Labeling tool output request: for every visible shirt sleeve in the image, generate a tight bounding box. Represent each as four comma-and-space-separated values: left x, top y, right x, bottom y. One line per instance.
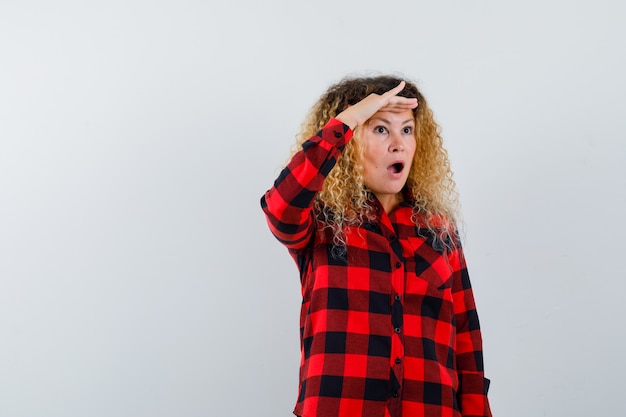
448, 244, 493, 417
260, 118, 353, 251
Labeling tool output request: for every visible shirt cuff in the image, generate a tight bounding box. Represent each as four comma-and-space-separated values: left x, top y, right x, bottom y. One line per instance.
318, 118, 353, 147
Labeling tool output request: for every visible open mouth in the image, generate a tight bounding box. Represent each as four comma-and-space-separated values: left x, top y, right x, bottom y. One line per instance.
388, 162, 404, 174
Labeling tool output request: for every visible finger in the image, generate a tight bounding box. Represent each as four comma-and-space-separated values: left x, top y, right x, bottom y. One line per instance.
380, 98, 418, 110
387, 96, 418, 105
378, 106, 418, 114
380, 81, 406, 100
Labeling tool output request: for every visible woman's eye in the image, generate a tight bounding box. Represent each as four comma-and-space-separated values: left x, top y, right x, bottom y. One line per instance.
375, 126, 387, 134
403, 127, 413, 134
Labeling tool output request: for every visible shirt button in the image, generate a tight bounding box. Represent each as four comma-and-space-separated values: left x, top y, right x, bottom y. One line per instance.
394, 327, 401, 333
394, 295, 401, 301
392, 392, 399, 398
395, 358, 401, 364
395, 262, 402, 269
390, 235, 396, 241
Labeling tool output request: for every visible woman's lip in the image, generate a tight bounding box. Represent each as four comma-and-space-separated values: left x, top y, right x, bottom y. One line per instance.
386, 163, 404, 178
387, 160, 405, 171
387, 171, 403, 179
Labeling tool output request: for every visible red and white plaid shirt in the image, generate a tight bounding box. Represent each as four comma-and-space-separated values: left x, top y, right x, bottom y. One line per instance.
261, 118, 492, 417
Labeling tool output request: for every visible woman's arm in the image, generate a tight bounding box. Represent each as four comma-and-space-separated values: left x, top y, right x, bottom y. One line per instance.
261, 118, 352, 250
449, 245, 492, 417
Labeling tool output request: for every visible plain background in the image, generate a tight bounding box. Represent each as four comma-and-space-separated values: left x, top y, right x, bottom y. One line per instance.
1, 1, 625, 416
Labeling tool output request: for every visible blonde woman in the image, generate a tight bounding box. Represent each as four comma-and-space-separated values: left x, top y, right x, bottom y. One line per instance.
261, 75, 492, 417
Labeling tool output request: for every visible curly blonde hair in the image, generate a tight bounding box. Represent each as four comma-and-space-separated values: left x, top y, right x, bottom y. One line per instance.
291, 75, 459, 246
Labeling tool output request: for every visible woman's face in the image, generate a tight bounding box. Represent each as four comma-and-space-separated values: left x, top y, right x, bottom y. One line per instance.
357, 109, 416, 212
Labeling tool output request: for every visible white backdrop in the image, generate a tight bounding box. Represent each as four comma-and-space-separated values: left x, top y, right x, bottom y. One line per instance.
1, 1, 625, 416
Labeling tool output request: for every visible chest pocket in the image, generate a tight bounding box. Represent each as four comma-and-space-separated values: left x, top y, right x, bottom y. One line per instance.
406, 235, 453, 291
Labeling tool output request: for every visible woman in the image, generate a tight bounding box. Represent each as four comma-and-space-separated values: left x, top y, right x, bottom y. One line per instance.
261, 75, 492, 417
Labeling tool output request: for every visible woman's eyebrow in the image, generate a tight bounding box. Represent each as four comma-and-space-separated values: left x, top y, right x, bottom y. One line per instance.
368, 116, 390, 124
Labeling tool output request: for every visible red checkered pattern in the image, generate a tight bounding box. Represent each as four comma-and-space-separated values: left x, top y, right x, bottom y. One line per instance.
261, 118, 492, 417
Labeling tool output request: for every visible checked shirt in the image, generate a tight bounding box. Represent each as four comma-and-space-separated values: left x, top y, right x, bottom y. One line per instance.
261, 118, 492, 417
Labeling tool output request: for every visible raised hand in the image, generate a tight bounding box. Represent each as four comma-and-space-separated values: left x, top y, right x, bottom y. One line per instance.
335, 81, 418, 130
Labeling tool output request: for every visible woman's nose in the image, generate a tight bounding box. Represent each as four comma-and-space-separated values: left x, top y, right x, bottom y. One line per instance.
389, 134, 404, 152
